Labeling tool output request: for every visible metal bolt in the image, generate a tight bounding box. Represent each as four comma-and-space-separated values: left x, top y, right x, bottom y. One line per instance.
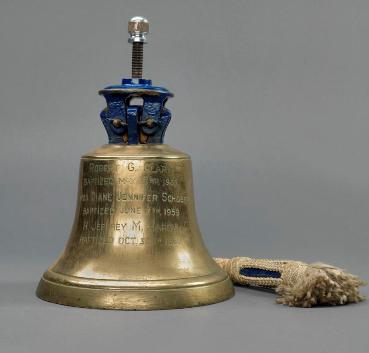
112, 118, 123, 128
145, 118, 155, 128
128, 16, 149, 79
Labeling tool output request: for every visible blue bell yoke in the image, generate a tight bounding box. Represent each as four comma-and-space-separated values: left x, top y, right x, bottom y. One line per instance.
99, 78, 173, 145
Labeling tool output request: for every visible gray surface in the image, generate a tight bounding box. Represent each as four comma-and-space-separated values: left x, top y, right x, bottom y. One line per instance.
1, 268, 368, 353
1, 0, 369, 352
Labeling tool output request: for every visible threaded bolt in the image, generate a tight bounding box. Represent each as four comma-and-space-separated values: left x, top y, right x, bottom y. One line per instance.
131, 42, 144, 78
128, 16, 149, 79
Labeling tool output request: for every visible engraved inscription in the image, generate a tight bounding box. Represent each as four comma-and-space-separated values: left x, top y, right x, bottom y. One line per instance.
77, 159, 191, 249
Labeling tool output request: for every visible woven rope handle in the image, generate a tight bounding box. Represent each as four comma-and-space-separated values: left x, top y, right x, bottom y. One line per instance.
215, 257, 366, 307
215, 257, 302, 288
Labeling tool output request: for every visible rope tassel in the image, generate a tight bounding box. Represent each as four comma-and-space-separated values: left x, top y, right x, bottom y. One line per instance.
215, 257, 366, 307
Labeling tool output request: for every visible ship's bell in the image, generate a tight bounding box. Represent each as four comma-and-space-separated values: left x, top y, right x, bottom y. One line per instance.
36, 17, 234, 310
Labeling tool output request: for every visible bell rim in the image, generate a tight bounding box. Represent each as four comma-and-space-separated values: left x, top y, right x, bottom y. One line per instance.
36, 276, 234, 310
40, 268, 230, 289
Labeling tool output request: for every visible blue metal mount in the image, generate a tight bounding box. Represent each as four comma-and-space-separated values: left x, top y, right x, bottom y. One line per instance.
99, 78, 173, 144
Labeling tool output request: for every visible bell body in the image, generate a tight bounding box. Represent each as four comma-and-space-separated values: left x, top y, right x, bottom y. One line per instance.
36, 144, 234, 309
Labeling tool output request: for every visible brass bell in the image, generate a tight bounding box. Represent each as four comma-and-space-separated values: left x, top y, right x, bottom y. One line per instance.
36, 17, 234, 310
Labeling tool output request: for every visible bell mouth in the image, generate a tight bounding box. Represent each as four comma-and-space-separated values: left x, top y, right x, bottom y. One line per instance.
36, 272, 234, 310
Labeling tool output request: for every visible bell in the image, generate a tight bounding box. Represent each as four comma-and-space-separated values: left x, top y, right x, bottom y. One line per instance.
36, 17, 234, 310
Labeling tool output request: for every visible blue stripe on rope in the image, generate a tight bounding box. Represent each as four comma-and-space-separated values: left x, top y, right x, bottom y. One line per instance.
240, 267, 281, 279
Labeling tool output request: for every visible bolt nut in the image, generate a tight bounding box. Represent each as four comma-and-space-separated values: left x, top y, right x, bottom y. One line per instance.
128, 16, 149, 43
128, 16, 149, 33
145, 118, 155, 128
112, 118, 123, 128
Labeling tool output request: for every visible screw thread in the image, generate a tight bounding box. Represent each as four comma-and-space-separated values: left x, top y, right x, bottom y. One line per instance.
131, 42, 144, 79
